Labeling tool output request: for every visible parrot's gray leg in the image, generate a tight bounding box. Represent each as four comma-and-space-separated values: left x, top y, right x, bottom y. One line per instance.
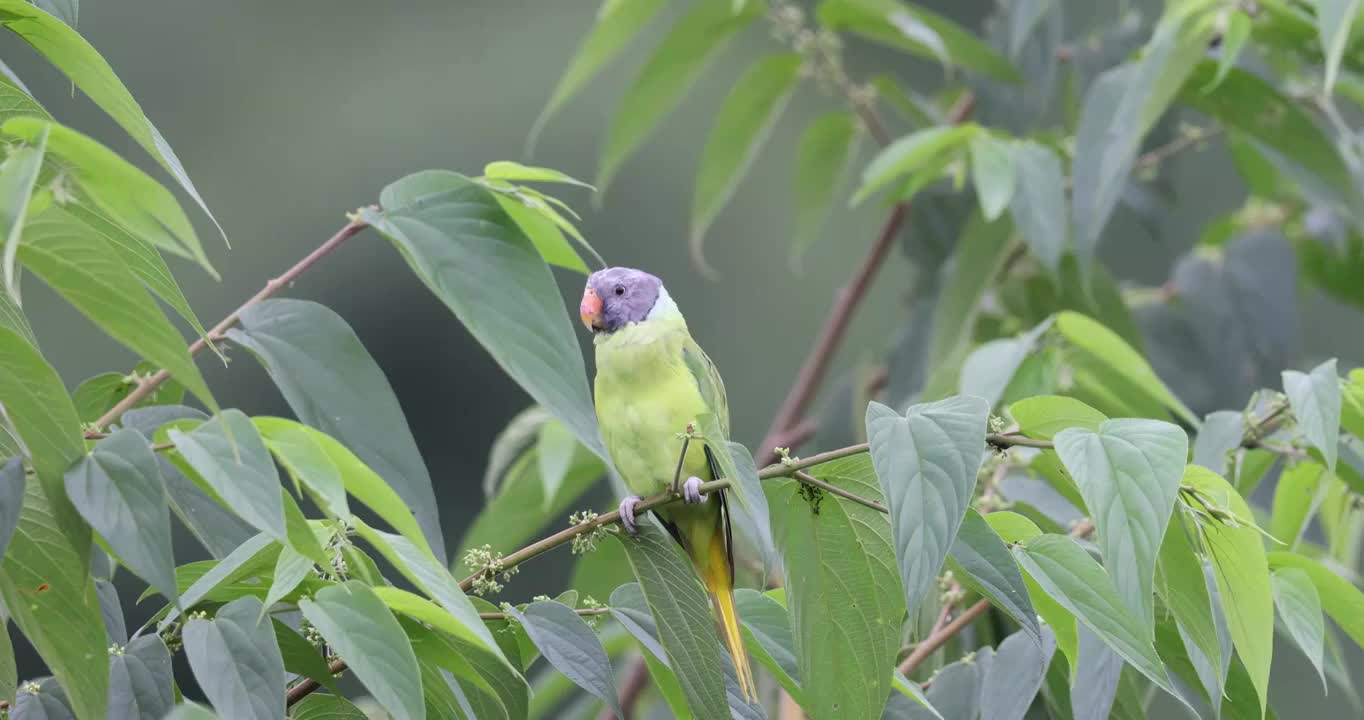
618, 495, 643, 535
682, 476, 706, 504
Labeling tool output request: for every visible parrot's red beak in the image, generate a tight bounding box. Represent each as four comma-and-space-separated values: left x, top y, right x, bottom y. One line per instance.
579, 288, 603, 331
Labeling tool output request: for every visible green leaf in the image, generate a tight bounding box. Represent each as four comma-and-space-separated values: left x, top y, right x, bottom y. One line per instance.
482, 406, 550, 499
0, 1, 224, 240
252, 417, 349, 521
1184, 464, 1273, 716
690, 52, 802, 271
491, 190, 590, 274
12, 677, 75, 719
1155, 510, 1223, 700
1270, 461, 1327, 549
1053, 419, 1188, 624
948, 509, 1041, 646
1012, 534, 1176, 697
71, 373, 132, 425
162, 703, 220, 720
262, 546, 311, 613
0, 325, 88, 564
406, 618, 517, 720
1008, 140, 1067, 274
1009, 395, 1107, 439
1071, 5, 1216, 271
1317, 0, 1361, 96
354, 519, 511, 671
734, 589, 801, 700
866, 396, 988, 615
597, 0, 763, 194
228, 299, 444, 561
693, 413, 772, 556
484, 161, 593, 190
364, 172, 605, 465
1266, 552, 1364, 650
1193, 410, 1245, 476
536, 419, 577, 512
816, 0, 1019, 81
1272, 567, 1326, 690
30, 0, 76, 26
969, 133, 1015, 221
107, 635, 173, 720
527, 0, 668, 151
1284, 358, 1342, 472
300, 581, 424, 720
0, 123, 46, 304
162, 533, 277, 625
18, 205, 214, 409
1055, 311, 1196, 425
64, 428, 177, 604
5, 483, 112, 720
607, 583, 694, 719
292, 695, 368, 720
980, 628, 1056, 720
852, 124, 976, 205
613, 522, 728, 720
506, 601, 622, 717
925, 211, 1016, 382
183, 597, 284, 720
768, 455, 903, 720
168, 410, 286, 545
0, 457, 19, 562
985, 511, 1043, 544
273, 620, 340, 695
3, 118, 213, 276
1204, 10, 1252, 92
791, 112, 862, 268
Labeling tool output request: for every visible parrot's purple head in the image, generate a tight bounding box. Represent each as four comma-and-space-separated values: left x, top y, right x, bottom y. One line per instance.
580, 267, 665, 333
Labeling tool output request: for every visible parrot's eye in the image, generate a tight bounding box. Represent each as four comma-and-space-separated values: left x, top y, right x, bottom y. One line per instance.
614, 285, 625, 296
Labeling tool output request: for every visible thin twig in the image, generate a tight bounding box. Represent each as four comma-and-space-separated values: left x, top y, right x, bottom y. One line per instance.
86, 214, 373, 433
478, 607, 609, 620
897, 599, 991, 676
598, 660, 650, 720
792, 470, 887, 513
285, 658, 347, 707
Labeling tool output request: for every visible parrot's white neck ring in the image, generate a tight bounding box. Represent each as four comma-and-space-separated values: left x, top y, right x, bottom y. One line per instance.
645, 285, 681, 322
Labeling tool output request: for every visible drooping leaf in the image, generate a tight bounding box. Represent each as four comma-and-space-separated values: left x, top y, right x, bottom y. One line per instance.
1193, 410, 1245, 476
816, 0, 1019, 81
1184, 464, 1273, 716
482, 406, 550, 499
536, 419, 578, 512
0, 478, 107, 720
734, 589, 800, 699
1009, 140, 1067, 274
274, 619, 340, 694
107, 635, 175, 720
228, 299, 444, 560
183, 597, 284, 720
852, 124, 976, 205
926, 211, 1016, 383
157, 533, 278, 631
866, 396, 988, 615
1272, 567, 1326, 690
406, 617, 519, 720
252, 417, 349, 521
1283, 358, 1342, 472
261, 546, 312, 613
1012, 534, 1176, 697
1317, 0, 1361, 96
1069, 625, 1125, 720
1266, 552, 1364, 651
597, 0, 764, 193
506, 601, 622, 717
168, 410, 286, 545
980, 627, 1056, 720
948, 509, 1042, 646
1270, 460, 1327, 549
1053, 419, 1188, 625
1155, 509, 1223, 699
0, 1, 223, 238
300, 581, 425, 720
969, 132, 1015, 221
64, 428, 176, 604
691, 52, 802, 271
1055, 311, 1196, 425
0, 122, 46, 305
1009, 396, 1107, 439
791, 112, 862, 268
607, 582, 701, 719
693, 413, 773, 559
768, 455, 903, 720
484, 161, 593, 189
0, 456, 23, 562
527, 0, 668, 150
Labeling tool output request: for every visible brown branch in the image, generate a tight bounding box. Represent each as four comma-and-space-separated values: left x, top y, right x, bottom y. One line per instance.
286, 658, 347, 707
598, 659, 650, 720
897, 599, 991, 676
86, 214, 373, 433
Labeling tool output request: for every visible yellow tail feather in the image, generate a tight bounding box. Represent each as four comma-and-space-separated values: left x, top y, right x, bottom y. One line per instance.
703, 536, 757, 702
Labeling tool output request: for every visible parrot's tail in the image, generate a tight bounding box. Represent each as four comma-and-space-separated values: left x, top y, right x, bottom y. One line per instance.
703, 532, 758, 702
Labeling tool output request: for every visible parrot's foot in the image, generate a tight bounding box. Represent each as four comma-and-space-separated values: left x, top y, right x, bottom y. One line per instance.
618, 495, 643, 535
682, 476, 706, 504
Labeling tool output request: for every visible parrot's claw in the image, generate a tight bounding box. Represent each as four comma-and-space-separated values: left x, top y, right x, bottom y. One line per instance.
682, 476, 706, 504
618, 495, 643, 535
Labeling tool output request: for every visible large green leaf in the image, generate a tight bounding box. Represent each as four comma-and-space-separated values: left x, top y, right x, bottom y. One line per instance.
292, 695, 367, 720
0, 122, 46, 304
507, 601, 622, 717
405, 617, 517, 720
19, 205, 214, 409
1184, 464, 1273, 716
0, 0, 223, 238
1070, 4, 1216, 272
1154, 509, 1223, 702
229, 299, 444, 560
1055, 311, 1196, 424
12, 676, 76, 719
597, 0, 763, 193
300, 581, 425, 720
947, 509, 1041, 646
64, 428, 176, 604
0, 479, 107, 720
1053, 419, 1188, 625
1270, 460, 1327, 549
1009, 395, 1106, 439
0, 457, 21, 562
1012, 534, 1176, 697
363, 171, 605, 464
1283, 358, 1342, 473
168, 410, 286, 545
979, 628, 1056, 720
1009, 140, 1067, 274
1272, 567, 1326, 690
107, 635, 174, 720
853, 124, 977, 205
252, 416, 348, 521
183, 597, 284, 720
816, 0, 1019, 81
614, 522, 728, 720
607, 583, 695, 719
690, 52, 802, 270
528, 0, 668, 149
1266, 552, 1364, 651
735, 589, 801, 700
791, 112, 862, 268
866, 396, 988, 615
0, 325, 88, 561
768, 455, 903, 720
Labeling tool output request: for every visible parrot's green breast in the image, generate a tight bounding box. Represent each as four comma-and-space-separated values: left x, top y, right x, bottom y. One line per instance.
593, 315, 714, 498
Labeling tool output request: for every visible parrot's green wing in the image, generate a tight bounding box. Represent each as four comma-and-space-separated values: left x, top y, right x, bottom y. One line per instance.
682, 338, 729, 437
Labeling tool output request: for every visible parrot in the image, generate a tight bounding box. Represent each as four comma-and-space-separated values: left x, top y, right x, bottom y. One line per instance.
578, 266, 757, 702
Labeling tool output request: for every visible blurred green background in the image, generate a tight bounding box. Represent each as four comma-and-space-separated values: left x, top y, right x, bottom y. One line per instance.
4, 0, 1362, 712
